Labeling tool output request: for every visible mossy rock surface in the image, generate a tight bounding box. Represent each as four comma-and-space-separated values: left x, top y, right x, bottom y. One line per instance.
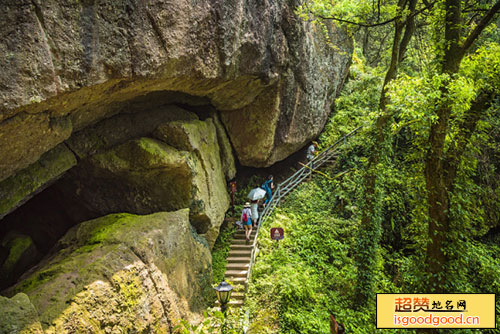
61, 137, 194, 216
0, 293, 44, 334
211, 111, 236, 181
0, 144, 76, 219
58, 118, 230, 248
154, 118, 230, 247
6, 210, 211, 333
0, 233, 41, 289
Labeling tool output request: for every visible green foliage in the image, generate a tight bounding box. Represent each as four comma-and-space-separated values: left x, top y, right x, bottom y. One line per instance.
243, 31, 500, 332
212, 224, 236, 284
174, 308, 246, 334
246, 180, 405, 333
320, 50, 383, 148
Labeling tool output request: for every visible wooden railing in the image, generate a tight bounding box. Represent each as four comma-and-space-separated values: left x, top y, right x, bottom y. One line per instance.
246, 126, 362, 284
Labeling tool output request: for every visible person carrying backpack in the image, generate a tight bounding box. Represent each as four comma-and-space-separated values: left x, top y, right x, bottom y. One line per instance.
261, 175, 274, 206
241, 202, 253, 242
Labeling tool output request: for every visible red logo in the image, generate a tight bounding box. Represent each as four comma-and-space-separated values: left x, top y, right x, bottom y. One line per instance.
270, 228, 284, 240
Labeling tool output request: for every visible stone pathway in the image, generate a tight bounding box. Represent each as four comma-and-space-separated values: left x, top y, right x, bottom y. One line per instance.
222, 228, 256, 307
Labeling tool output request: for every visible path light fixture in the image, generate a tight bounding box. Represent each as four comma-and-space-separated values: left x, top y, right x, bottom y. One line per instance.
214, 279, 233, 313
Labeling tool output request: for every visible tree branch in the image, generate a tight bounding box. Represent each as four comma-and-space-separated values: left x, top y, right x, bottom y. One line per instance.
399, 0, 419, 62
311, 12, 399, 27
308, 0, 436, 28
461, 0, 500, 52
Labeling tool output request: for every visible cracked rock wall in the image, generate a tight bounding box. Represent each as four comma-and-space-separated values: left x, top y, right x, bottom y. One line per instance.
0, 0, 352, 181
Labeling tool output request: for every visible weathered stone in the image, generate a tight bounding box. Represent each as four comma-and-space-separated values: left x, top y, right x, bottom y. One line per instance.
0, 233, 41, 290
7, 210, 211, 333
221, 83, 281, 166
0, 0, 352, 181
0, 144, 76, 219
154, 118, 230, 245
212, 112, 236, 181
66, 104, 199, 159
0, 293, 44, 334
58, 131, 229, 247
63, 138, 194, 215
0, 105, 199, 225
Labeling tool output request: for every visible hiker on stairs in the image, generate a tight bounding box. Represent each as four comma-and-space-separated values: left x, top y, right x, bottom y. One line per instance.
306, 141, 319, 179
250, 199, 259, 228
261, 175, 274, 206
241, 202, 253, 242
307, 141, 319, 161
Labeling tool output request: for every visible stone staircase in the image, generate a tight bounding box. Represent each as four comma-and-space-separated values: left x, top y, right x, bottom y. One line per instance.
222, 228, 257, 307
218, 127, 362, 309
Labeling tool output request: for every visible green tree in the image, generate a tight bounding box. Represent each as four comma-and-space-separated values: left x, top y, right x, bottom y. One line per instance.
300, 0, 428, 306
423, 0, 500, 290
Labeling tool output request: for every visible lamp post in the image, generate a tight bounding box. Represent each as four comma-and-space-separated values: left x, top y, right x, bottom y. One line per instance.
214, 279, 233, 334
214, 279, 233, 314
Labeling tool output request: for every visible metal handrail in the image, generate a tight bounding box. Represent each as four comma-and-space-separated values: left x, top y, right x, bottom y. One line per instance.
245, 126, 362, 285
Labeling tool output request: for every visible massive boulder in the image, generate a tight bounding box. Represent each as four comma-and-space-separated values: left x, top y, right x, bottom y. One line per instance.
5, 210, 212, 333
0, 0, 352, 182
50, 116, 229, 247
153, 118, 230, 245
0, 107, 233, 237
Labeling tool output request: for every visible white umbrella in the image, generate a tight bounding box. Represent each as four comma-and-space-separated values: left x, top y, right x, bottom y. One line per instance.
248, 187, 266, 201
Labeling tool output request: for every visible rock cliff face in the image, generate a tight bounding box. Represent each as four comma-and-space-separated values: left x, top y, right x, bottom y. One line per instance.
0, 0, 352, 331
0, 0, 352, 182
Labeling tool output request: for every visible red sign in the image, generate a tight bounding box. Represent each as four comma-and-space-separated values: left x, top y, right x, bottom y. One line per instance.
270, 227, 284, 240
230, 181, 237, 194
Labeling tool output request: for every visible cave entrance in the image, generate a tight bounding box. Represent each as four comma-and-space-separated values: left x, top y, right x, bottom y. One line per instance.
0, 172, 101, 291
0, 90, 225, 292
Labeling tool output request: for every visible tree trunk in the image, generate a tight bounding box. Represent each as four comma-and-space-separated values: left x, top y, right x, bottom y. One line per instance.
424, 0, 500, 291
354, 0, 418, 306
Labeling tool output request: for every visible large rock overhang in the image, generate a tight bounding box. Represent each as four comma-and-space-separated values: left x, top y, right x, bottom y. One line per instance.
0, 0, 353, 183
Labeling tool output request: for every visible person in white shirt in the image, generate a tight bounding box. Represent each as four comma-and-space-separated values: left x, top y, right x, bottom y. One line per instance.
307, 141, 319, 161
250, 200, 259, 227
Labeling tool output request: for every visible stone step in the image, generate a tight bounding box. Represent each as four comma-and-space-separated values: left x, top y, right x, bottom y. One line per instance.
224, 269, 248, 277
226, 262, 250, 270
226, 257, 251, 263
230, 283, 247, 292
228, 249, 252, 257
230, 299, 244, 307
235, 230, 257, 235
232, 292, 245, 300
230, 244, 254, 251
233, 233, 256, 239
235, 228, 257, 232
231, 239, 250, 244
215, 299, 244, 307
227, 277, 247, 284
